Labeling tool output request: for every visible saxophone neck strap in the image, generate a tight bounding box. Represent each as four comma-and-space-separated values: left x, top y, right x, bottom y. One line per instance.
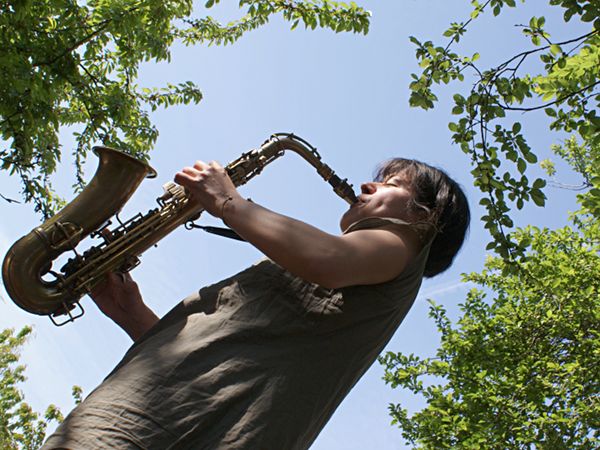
186, 224, 246, 242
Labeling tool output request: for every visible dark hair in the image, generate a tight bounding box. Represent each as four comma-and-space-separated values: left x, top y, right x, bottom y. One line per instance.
374, 158, 470, 278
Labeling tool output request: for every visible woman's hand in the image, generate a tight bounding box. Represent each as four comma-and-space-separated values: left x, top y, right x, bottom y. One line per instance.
174, 160, 243, 219
90, 272, 142, 320
90, 272, 159, 341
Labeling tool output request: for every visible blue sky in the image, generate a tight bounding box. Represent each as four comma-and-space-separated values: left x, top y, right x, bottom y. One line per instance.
0, 1, 584, 448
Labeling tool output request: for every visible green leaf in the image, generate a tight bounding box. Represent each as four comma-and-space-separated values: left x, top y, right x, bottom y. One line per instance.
453, 93, 465, 104
512, 122, 522, 134
550, 44, 561, 55
524, 152, 538, 164
530, 189, 546, 206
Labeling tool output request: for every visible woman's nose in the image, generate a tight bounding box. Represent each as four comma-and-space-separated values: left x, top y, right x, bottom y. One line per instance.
361, 182, 377, 194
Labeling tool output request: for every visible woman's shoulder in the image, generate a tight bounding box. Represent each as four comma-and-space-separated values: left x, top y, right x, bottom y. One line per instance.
343, 216, 434, 248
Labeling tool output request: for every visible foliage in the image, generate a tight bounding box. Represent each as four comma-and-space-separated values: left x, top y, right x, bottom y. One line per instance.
407, 0, 599, 260
0, 326, 81, 449
381, 1, 600, 448
380, 217, 600, 448
0, 0, 370, 217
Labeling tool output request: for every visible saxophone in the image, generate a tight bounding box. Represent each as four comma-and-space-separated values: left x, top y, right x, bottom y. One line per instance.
1, 133, 356, 324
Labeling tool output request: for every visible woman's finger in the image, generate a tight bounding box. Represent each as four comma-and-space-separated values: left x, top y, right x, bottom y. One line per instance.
174, 170, 197, 186
121, 272, 133, 282
193, 160, 210, 171
181, 166, 203, 178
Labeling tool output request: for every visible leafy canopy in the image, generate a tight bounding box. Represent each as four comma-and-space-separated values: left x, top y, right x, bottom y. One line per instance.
407, 0, 599, 261
0, 326, 82, 450
380, 218, 600, 448
381, 1, 599, 448
0, 0, 370, 217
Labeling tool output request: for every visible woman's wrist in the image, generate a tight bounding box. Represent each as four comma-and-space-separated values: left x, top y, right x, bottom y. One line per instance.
117, 303, 159, 341
220, 194, 247, 224
220, 195, 235, 222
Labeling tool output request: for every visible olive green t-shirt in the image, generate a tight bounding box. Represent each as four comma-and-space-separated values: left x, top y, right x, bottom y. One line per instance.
42, 217, 431, 450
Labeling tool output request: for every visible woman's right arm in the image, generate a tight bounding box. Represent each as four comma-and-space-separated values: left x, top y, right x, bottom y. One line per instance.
89, 272, 159, 341
174, 160, 422, 289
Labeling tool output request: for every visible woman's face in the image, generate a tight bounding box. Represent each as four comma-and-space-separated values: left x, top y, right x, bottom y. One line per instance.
339, 172, 416, 231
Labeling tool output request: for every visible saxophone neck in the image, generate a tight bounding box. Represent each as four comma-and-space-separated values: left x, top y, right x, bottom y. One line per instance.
263, 133, 358, 205
224, 133, 356, 204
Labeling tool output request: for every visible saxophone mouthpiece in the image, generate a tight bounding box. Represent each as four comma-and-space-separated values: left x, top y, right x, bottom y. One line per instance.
328, 175, 357, 205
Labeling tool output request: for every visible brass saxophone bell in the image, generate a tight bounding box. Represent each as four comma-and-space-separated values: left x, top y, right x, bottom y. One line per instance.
2, 147, 156, 317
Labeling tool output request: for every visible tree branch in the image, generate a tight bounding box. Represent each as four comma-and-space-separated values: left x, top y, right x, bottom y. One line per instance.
500, 81, 600, 112
33, 20, 111, 67
493, 30, 598, 73
0, 193, 20, 204
32, 5, 142, 68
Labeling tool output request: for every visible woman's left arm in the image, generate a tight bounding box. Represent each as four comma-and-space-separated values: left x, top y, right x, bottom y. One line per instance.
175, 161, 421, 289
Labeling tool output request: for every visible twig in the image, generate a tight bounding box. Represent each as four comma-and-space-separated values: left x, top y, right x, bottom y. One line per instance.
0, 193, 20, 204
500, 81, 600, 112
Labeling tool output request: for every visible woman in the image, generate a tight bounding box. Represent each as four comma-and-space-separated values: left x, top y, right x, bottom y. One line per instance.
42, 157, 470, 449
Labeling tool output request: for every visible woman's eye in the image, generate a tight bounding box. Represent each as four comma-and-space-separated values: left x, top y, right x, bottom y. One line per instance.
385, 182, 398, 188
